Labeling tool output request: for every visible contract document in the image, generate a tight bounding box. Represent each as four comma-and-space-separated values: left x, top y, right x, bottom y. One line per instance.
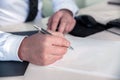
25, 35, 120, 80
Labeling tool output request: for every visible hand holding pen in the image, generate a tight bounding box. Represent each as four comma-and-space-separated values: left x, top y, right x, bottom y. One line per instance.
18, 25, 72, 66
34, 25, 73, 50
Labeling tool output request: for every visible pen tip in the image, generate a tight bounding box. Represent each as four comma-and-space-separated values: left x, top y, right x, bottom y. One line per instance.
69, 46, 74, 50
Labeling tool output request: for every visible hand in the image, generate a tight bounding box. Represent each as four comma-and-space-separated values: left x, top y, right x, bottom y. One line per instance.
18, 31, 70, 66
47, 9, 76, 34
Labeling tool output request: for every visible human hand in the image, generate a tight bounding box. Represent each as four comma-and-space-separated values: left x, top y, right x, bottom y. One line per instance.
47, 9, 76, 34
18, 31, 70, 66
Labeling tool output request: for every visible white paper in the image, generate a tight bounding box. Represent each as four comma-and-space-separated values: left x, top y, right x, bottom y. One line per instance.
48, 35, 120, 78
25, 35, 120, 80
79, 1, 120, 24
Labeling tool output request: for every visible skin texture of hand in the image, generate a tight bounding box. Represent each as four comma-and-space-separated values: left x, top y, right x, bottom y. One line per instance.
18, 31, 70, 66
47, 9, 76, 34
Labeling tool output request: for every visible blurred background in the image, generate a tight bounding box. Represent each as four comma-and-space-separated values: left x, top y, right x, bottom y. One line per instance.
42, 0, 105, 17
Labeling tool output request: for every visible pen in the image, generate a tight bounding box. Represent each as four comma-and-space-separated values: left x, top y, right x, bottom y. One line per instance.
34, 25, 52, 35
33, 25, 73, 50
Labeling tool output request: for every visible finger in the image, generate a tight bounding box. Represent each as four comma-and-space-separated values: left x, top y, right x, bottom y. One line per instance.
52, 36, 70, 47
51, 55, 63, 62
64, 24, 69, 34
64, 23, 73, 33
58, 17, 68, 33
69, 19, 76, 31
47, 17, 53, 30
42, 55, 63, 66
51, 12, 62, 31
48, 30, 64, 37
64, 19, 76, 33
51, 46, 68, 56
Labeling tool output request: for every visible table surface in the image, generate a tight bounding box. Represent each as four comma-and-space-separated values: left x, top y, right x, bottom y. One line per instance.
0, 0, 120, 80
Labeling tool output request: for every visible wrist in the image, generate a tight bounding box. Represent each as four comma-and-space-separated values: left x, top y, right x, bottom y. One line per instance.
18, 37, 28, 61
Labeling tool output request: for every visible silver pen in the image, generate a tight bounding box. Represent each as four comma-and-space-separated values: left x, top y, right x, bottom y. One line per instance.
33, 25, 73, 50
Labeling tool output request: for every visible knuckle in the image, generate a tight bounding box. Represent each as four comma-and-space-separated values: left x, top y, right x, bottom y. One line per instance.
56, 11, 62, 16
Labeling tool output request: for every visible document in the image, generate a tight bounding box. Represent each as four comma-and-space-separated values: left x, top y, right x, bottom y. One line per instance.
79, 1, 120, 25
25, 35, 120, 80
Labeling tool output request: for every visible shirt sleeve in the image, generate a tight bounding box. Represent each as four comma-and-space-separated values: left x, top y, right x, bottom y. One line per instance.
0, 31, 26, 61
52, 0, 79, 16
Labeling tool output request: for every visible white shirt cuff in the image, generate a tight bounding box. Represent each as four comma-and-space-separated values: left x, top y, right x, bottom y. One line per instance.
2, 34, 26, 61
53, 0, 79, 16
